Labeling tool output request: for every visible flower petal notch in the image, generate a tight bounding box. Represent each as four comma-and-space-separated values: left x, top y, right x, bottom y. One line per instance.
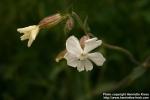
17, 25, 40, 47
64, 35, 106, 72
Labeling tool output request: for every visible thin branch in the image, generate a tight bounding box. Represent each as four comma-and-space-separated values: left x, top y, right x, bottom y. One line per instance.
72, 11, 88, 34
102, 42, 140, 65
91, 56, 150, 96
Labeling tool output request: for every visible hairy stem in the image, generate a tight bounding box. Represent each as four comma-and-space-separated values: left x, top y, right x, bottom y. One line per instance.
102, 42, 140, 65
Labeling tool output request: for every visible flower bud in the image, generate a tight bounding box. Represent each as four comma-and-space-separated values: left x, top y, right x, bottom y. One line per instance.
55, 50, 67, 62
64, 17, 74, 33
79, 35, 90, 48
39, 13, 64, 28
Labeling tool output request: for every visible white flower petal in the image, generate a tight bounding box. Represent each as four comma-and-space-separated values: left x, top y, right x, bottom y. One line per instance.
77, 59, 93, 72
77, 61, 85, 72
84, 38, 102, 53
27, 28, 39, 47
28, 38, 34, 47
66, 36, 83, 57
88, 52, 105, 66
64, 52, 78, 67
20, 33, 30, 40
17, 25, 37, 33
84, 59, 93, 71
30, 26, 39, 40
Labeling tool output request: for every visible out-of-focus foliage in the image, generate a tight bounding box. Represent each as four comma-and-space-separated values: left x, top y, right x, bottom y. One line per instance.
0, 0, 150, 100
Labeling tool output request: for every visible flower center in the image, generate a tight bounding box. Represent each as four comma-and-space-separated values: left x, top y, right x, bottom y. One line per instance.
79, 53, 87, 60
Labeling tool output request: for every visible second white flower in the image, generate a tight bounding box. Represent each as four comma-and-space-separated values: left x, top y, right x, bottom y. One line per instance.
64, 35, 106, 72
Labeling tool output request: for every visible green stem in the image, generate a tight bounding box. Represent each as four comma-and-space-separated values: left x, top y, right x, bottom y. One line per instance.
102, 42, 140, 65
72, 11, 88, 34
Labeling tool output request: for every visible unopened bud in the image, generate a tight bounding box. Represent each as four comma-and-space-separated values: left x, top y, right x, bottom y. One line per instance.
64, 17, 74, 33
79, 35, 90, 48
39, 13, 64, 28
55, 49, 67, 62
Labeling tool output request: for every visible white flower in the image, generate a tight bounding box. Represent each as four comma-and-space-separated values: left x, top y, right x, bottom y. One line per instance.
17, 25, 40, 47
64, 35, 106, 72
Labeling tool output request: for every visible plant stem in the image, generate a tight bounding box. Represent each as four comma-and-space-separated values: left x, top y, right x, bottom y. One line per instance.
102, 42, 140, 65
72, 11, 88, 34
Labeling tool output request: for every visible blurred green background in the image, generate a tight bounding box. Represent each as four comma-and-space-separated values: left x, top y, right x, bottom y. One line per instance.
0, 0, 150, 100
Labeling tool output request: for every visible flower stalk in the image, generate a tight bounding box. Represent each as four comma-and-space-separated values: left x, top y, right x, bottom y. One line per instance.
102, 42, 140, 65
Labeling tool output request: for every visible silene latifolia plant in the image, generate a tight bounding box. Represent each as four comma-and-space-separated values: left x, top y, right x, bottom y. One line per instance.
17, 10, 150, 93
17, 12, 106, 72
